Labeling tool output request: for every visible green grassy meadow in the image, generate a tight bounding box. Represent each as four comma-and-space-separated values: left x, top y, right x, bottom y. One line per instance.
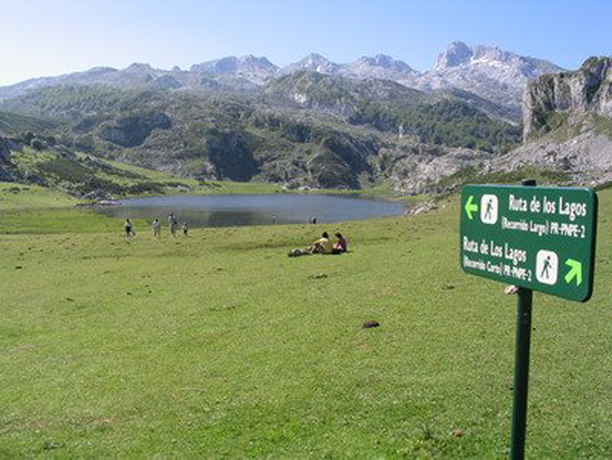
0, 186, 611, 458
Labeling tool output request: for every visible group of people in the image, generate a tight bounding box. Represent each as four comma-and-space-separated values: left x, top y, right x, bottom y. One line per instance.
124, 213, 189, 239
289, 231, 348, 257
124, 215, 349, 257
160, 213, 189, 237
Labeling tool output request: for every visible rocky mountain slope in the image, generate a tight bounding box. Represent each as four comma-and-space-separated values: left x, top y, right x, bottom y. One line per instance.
0, 67, 522, 194
190, 56, 279, 85
523, 57, 612, 139
496, 57, 612, 186
282, 53, 418, 82
3, 46, 607, 197
410, 42, 565, 112
429, 56, 612, 191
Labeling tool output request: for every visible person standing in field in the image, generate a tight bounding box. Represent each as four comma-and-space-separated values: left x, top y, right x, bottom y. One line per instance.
124, 218, 135, 239
169, 213, 178, 237
152, 218, 161, 238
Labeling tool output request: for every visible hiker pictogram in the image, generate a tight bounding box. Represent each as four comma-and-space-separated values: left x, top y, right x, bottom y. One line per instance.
541, 256, 552, 279
536, 250, 558, 285
480, 194, 498, 224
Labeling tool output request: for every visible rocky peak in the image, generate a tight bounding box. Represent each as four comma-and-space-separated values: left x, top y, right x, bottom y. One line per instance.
194, 56, 239, 74
433, 42, 563, 77
190, 55, 278, 81
84, 67, 117, 76
237, 55, 279, 72
423, 42, 565, 111
472, 45, 516, 64
435, 41, 473, 70
283, 53, 340, 74
125, 63, 153, 72
356, 54, 414, 73
523, 56, 612, 140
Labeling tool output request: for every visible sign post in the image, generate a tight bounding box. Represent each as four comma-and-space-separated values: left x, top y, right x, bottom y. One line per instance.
510, 179, 535, 460
459, 181, 598, 459
511, 286, 532, 460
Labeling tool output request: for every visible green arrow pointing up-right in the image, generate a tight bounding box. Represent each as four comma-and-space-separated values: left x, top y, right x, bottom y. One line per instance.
565, 259, 583, 286
465, 195, 478, 220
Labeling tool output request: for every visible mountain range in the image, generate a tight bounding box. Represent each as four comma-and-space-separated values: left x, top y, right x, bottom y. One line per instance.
0, 42, 565, 120
0, 42, 609, 197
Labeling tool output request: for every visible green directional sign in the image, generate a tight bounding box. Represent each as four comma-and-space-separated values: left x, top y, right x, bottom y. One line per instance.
460, 185, 598, 302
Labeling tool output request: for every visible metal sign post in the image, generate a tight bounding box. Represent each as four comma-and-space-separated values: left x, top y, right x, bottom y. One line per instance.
509, 179, 536, 460
511, 286, 532, 460
459, 180, 598, 459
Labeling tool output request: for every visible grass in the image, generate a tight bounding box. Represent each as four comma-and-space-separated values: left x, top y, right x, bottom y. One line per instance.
0, 183, 78, 210
592, 115, 612, 139
532, 113, 612, 145
0, 188, 611, 457
8, 147, 286, 199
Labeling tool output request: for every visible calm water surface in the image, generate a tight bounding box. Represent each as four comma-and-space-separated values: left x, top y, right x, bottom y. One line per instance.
97, 194, 408, 228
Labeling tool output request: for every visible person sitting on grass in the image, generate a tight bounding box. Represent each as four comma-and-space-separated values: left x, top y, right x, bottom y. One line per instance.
309, 231, 334, 254
333, 232, 348, 253
288, 231, 335, 257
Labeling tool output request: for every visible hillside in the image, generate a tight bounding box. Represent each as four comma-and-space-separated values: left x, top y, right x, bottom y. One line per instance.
0, 110, 57, 136
390, 56, 612, 192
411, 42, 565, 112
498, 56, 612, 186
0, 70, 523, 194
7, 49, 612, 196
0, 41, 572, 195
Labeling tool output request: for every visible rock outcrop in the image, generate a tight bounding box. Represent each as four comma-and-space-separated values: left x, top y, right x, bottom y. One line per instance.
377, 144, 492, 194
497, 57, 612, 187
415, 42, 565, 111
523, 57, 612, 140
190, 55, 279, 84
98, 111, 171, 147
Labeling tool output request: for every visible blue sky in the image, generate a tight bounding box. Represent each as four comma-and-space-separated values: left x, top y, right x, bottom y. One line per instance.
1, 0, 610, 85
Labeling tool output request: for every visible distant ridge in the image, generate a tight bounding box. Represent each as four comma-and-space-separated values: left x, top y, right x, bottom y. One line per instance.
0, 43, 565, 112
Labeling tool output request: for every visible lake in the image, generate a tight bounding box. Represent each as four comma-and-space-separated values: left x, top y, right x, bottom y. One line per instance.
97, 194, 408, 227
